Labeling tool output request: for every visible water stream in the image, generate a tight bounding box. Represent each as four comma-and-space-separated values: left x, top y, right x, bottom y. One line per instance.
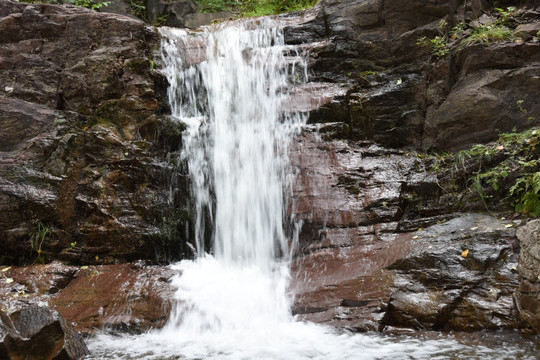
86, 19, 538, 360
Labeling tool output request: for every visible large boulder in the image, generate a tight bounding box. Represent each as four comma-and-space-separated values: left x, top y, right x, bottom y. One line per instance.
0, 304, 89, 359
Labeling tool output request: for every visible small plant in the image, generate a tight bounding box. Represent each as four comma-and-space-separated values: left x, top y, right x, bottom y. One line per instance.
494, 6, 517, 27
509, 172, 540, 216
128, 0, 148, 21
426, 127, 540, 216
416, 35, 450, 58
459, 24, 514, 47
29, 220, 52, 264
156, 14, 169, 26
359, 70, 378, 77
516, 99, 536, 122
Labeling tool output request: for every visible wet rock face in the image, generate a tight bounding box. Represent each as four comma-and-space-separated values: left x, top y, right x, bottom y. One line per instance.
0, 262, 177, 335
0, 304, 89, 360
0, 0, 190, 265
289, 130, 521, 331
286, 0, 540, 150
285, 0, 537, 331
516, 220, 540, 333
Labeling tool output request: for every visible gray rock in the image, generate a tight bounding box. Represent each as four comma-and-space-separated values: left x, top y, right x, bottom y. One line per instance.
0, 304, 89, 359
516, 220, 540, 333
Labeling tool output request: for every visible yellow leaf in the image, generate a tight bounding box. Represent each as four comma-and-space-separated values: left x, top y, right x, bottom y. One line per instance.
470, 227, 478, 230
413, 235, 419, 239
505, 224, 513, 228
418, 228, 424, 231
461, 249, 469, 258
5, 278, 14, 284
81, 266, 88, 270
1, 267, 11, 272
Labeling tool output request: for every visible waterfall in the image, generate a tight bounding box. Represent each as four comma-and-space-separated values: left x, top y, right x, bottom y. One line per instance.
159, 18, 306, 335
85, 18, 531, 360
160, 20, 305, 267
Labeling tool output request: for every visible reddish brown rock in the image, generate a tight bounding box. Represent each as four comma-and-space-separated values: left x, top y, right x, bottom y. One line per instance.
0, 262, 177, 335
289, 129, 521, 331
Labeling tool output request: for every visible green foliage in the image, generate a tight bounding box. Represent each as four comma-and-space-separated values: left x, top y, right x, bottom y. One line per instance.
516, 99, 536, 122
195, 0, 319, 16
417, 6, 519, 59
416, 36, 450, 58
459, 24, 514, 47
509, 172, 540, 216
127, 0, 147, 20
29, 220, 52, 264
416, 20, 452, 58
18, 0, 111, 10
65, 0, 111, 10
197, 0, 239, 12
426, 127, 540, 217
494, 6, 517, 27
359, 70, 378, 77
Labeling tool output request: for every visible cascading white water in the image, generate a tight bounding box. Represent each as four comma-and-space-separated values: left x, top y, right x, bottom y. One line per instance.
85, 19, 538, 360
159, 19, 306, 335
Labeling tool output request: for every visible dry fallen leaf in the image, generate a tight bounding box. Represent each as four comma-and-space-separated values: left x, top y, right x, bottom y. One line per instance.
470, 227, 478, 230
505, 224, 513, 228
413, 235, 419, 239
5, 278, 14, 284
461, 249, 469, 258
1, 267, 10, 272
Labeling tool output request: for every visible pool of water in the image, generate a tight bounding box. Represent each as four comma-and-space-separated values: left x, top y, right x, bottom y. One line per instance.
85, 326, 538, 360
